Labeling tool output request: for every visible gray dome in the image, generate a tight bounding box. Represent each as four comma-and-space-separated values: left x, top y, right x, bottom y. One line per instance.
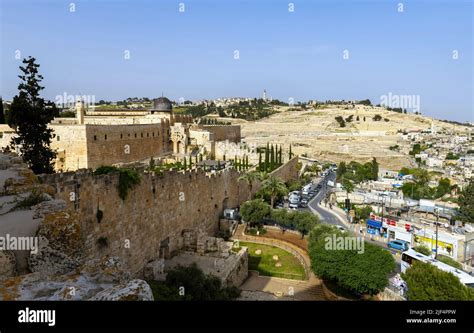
152, 97, 172, 112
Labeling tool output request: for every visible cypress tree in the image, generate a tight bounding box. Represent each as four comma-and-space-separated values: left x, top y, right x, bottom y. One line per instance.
183, 157, 187, 170
289, 144, 293, 159
279, 145, 282, 165
0, 97, 5, 124
8, 57, 58, 174
270, 144, 275, 170
258, 151, 262, 171
264, 143, 269, 172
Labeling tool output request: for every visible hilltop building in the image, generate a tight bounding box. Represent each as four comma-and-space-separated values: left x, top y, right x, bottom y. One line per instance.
0, 96, 241, 171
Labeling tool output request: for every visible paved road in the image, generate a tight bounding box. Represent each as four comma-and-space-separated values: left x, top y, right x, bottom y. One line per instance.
307, 170, 345, 227
306, 170, 401, 271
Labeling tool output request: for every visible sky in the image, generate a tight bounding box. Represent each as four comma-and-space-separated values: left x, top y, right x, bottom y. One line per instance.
0, 0, 472, 122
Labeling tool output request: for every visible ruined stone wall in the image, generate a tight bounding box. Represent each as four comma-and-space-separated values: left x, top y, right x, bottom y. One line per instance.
201, 125, 241, 143
85, 123, 170, 169
224, 247, 248, 287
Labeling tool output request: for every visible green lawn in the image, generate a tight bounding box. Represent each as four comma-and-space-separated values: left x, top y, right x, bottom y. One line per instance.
239, 241, 306, 280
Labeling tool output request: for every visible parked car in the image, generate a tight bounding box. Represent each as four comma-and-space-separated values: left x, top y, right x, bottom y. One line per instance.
387, 240, 409, 251
289, 203, 298, 209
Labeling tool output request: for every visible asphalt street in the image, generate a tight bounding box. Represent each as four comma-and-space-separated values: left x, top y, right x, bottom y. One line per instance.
307, 170, 344, 227
306, 170, 401, 270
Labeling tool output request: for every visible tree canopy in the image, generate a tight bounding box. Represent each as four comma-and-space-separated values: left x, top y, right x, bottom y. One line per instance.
240, 199, 272, 227
238, 171, 261, 200
308, 225, 395, 295
458, 180, 474, 223
8, 57, 58, 174
261, 175, 287, 207
270, 209, 319, 237
0, 97, 5, 124
401, 261, 474, 300
336, 159, 378, 184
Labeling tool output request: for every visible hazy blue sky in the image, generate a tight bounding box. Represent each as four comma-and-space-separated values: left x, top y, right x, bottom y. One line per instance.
1, 0, 472, 122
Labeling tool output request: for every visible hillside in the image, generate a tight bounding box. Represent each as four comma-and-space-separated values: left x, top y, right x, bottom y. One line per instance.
227, 105, 470, 171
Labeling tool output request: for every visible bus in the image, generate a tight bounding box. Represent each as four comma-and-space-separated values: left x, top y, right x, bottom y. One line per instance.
401, 249, 474, 288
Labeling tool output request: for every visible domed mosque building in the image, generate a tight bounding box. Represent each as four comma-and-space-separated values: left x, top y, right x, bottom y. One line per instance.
17, 94, 241, 171
150, 96, 173, 114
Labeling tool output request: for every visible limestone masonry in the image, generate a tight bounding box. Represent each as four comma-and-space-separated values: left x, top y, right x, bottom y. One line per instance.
38, 156, 299, 276
0, 97, 242, 171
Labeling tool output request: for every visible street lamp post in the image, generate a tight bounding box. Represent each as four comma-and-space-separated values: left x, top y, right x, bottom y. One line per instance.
435, 208, 439, 259
381, 197, 388, 242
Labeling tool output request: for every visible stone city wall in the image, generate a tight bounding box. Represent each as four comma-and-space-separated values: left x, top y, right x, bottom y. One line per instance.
50, 125, 89, 171
39, 157, 299, 277
84, 123, 169, 170
269, 156, 300, 181
202, 125, 241, 143
40, 168, 249, 276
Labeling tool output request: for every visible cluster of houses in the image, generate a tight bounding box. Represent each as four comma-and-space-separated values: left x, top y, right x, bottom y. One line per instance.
399, 123, 473, 188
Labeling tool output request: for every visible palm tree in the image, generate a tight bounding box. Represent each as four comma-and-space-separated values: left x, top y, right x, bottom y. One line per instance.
239, 171, 259, 200
261, 175, 287, 207
257, 171, 268, 182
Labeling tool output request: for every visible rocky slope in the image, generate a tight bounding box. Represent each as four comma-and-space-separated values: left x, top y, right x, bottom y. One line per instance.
0, 152, 153, 300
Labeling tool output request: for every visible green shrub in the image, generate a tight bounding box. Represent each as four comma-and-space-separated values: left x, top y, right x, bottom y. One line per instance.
247, 227, 267, 236
437, 255, 462, 269
94, 165, 119, 174
148, 263, 241, 301
413, 245, 432, 256
94, 166, 141, 200
118, 169, 141, 200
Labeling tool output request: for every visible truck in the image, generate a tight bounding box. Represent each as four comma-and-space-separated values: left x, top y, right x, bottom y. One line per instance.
327, 180, 335, 187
